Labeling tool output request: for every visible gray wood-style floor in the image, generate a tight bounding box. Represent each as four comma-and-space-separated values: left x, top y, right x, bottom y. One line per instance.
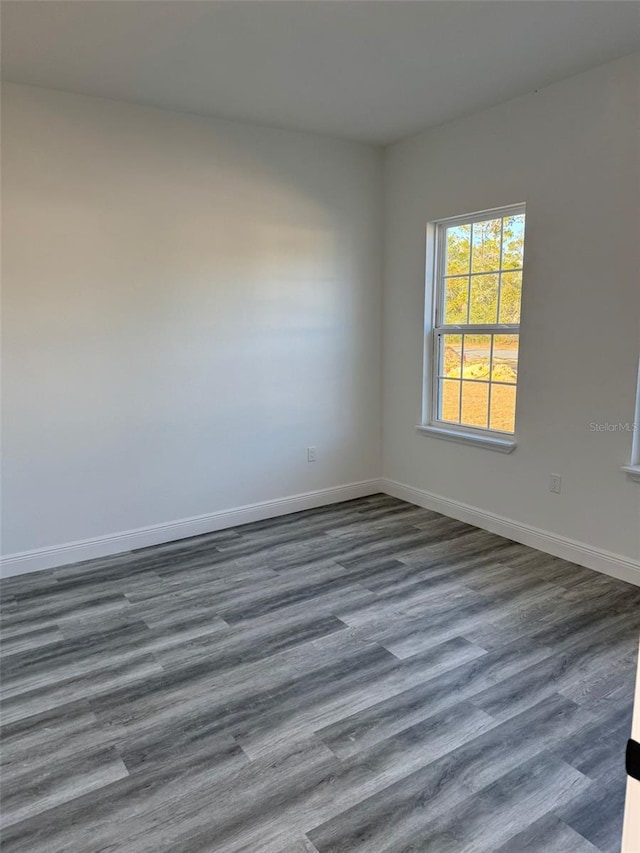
1, 494, 639, 853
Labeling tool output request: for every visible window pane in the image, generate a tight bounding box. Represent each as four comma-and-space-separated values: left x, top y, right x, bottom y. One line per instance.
445, 224, 471, 275
439, 333, 462, 378
469, 274, 498, 324
491, 334, 518, 383
439, 379, 461, 423
471, 218, 501, 273
461, 380, 489, 428
443, 276, 469, 324
490, 383, 517, 432
499, 272, 522, 324
432, 209, 524, 437
501, 214, 525, 270
462, 334, 491, 380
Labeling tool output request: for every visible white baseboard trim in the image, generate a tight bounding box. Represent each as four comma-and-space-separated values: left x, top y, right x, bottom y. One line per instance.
5, 475, 638, 587
381, 478, 640, 588
0, 479, 384, 578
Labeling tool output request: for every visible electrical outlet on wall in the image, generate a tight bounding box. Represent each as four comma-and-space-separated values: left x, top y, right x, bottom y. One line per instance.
307, 446, 318, 463
549, 473, 562, 494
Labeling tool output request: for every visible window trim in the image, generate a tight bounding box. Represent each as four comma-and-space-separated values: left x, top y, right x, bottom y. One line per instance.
415, 423, 516, 453
622, 357, 640, 482
418, 203, 525, 451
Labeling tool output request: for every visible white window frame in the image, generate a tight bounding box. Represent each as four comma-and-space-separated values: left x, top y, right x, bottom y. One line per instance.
416, 203, 525, 453
622, 356, 640, 482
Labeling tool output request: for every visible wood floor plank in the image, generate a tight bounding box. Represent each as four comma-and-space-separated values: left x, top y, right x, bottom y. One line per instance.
493, 814, 600, 853
0, 495, 636, 852
308, 694, 591, 853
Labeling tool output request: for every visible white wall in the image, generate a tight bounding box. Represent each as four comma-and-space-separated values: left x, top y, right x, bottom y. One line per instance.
382, 54, 640, 565
1, 84, 383, 558
4, 56, 639, 577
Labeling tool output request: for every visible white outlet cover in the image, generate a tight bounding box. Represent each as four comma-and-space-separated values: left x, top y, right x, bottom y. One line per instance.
549, 474, 562, 493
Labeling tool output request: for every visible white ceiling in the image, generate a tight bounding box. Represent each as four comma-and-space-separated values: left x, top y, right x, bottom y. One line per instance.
2, 1, 639, 144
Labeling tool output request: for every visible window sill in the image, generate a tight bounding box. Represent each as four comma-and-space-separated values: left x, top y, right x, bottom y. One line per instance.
622, 465, 640, 483
415, 424, 517, 453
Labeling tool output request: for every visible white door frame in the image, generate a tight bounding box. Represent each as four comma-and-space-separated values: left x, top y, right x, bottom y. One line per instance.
622, 640, 640, 852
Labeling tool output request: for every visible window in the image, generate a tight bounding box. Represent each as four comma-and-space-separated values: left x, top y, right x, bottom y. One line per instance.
622, 356, 640, 482
421, 204, 526, 450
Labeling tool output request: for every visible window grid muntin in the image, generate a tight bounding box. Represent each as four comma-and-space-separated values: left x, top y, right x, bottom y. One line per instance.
433, 329, 519, 434
430, 204, 525, 436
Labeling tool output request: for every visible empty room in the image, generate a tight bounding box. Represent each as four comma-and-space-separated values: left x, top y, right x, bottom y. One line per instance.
2, 1, 640, 851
